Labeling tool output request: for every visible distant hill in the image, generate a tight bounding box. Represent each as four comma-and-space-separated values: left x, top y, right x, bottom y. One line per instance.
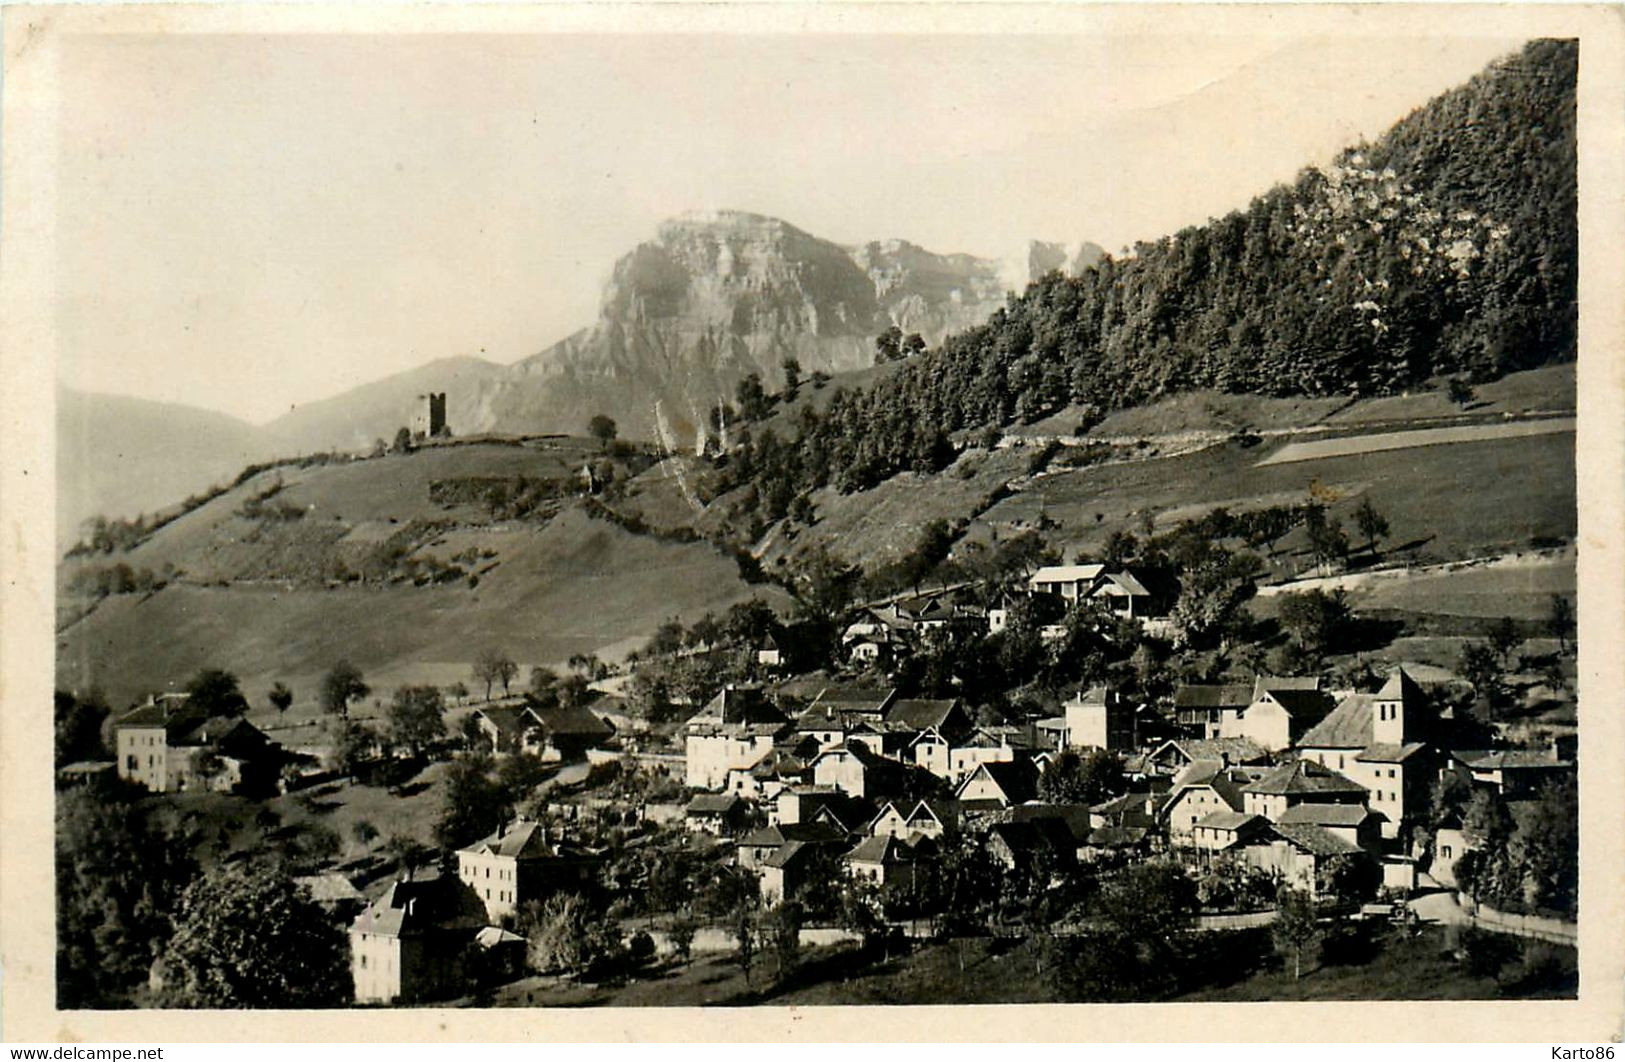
260, 355, 512, 455
56, 386, 269, 544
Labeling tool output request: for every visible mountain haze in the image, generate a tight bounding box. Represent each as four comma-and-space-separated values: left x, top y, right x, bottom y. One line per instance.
480, 211, 1028, 446
56, 387, 268, 544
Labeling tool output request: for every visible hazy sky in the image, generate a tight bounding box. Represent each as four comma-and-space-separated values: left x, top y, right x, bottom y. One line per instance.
54, 31, 1526, 424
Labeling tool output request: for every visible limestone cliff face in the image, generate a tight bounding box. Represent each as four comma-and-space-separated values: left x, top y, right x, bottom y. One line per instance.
483, 211, 1018, 445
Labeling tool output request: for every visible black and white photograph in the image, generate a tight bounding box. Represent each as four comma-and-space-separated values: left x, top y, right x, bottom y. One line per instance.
4, 1, 1623, 1043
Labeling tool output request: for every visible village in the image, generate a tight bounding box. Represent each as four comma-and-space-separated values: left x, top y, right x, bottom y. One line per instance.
60, 529, 1579, 1007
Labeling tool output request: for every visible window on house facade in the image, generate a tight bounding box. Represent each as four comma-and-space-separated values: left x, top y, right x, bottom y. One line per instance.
1442, 845, 1452, 858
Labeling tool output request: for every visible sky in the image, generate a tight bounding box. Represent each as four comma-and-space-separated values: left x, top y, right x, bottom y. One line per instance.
53, 30, 1528, 424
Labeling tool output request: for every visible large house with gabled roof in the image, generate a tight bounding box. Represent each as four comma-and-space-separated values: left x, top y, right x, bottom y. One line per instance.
1217, 678, 1334, 751
113, 698, 283, 794
1297, 667, 1434, 839
456, 818, 595, 921
683, 685, 791, 789
1240, 759, 1368, 822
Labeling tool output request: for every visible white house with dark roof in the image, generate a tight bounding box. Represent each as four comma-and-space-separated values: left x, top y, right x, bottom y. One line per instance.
1062, 684, 1136, 751
1191, 810, 1269, 852
1161, 761, 1251, 846
868, 798, 960, 842
1275, 802, 1385, 854
113, 700, 282, 794
1218, 681, 1334, 752
456, 818, 593, 921
1240, 759, 1368, 822
1028, 563, 1107, 601
683, 685, 790, 789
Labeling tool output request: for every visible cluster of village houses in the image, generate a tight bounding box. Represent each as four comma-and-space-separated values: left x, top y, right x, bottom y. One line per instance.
81, 563, 1575, 1005
839, 563, 1160, 665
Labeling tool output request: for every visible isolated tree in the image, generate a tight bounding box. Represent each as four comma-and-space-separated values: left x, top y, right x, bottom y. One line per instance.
332, 719, 376, 777
529, 666, 559, 699
735, 373, 770, 421
766, 899, 804, 980
447, 680, 470, 705
1488, 616, 1521, 667
1303, 506, 1349, 572
668, 912, 698, 967
732, 902, 759, 986
1446, 377, 1476, 408
351, 819, 379, 850
472, 649, 518, 700
1352, 497, 1390, 555
387, 684, 446, 758
267, 681, 294, 717
874, 325, 904, 364
320, 660, 369, 717
158, 863, 349, 1008
587, 414, 618, 449
392, 426, 412, 453
1277, 588, 1352, 656
1272, 887, 1321, 981
902, 332, 927, 358
185, 668, 248, 717
1457, 642, 1503, 709
1545, 594, 1575, 655
1096, 862, 1197, 965
781, 357, 802, 397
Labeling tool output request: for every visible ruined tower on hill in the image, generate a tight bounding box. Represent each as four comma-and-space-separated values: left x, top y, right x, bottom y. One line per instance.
414, 392, 448, 438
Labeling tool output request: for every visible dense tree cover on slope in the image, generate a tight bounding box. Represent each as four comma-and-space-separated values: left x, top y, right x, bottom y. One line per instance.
715, 40, 1575, 501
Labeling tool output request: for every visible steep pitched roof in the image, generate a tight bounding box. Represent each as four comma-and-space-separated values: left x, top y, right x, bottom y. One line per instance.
1277, 803, 1381, 828
1009, 803, 1095, 843
1257, 687, 1336, 720
989, 818, 1076, 856
115, 702, 209, 740
528, 700, 615, 738
1152, 737, 1272, 767
685, 686, 789, 735
461, 819, 555, 860
885, 698, 965, 732
975, 759, 1040, 803
1356, 742, 1428, 764
476, 705, 533, 741
1297, 694, 1374, 749
686, 793, 745, 815
1093, 572, 1150, 597
1269, 823, 1363, 857
1253, 675, 1322, 698
739, 820, 847, 847
1166, 762, 1247, 812
1173, 684, 1254, 710
350, 870, 486, 938
1454, 748, 1573, 770
809, 685, 897, 715
1195, 810, 1264, 832
846, 834, 918, 864
1242, 760, 1366, 797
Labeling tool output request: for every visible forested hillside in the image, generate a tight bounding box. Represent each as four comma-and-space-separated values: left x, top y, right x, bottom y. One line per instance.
718, 39, 1575, 503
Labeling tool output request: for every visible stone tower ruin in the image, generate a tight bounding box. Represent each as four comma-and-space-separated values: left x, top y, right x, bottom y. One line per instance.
426, 392, 447, 437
